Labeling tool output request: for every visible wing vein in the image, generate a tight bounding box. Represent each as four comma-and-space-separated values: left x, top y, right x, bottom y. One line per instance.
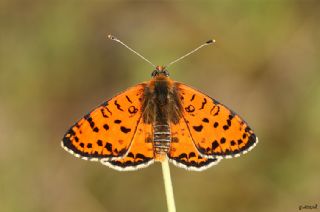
118, 115, 144, 159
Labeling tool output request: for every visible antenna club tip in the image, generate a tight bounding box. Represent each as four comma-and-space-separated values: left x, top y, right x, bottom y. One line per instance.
206, 39, 216, 44
107, 34, 115, 40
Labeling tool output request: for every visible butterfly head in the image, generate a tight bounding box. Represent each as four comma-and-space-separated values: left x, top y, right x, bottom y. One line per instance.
151, 66, 170, 78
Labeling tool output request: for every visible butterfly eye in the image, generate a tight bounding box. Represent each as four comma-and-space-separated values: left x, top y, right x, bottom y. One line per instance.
163, 70, 169, 77
151, 70, 158, 77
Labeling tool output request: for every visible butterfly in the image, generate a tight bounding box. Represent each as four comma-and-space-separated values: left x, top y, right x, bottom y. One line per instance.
61, 36, 258, 171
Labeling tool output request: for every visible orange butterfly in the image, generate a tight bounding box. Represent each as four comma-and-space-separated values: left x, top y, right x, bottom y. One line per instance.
61, 36, 258, 171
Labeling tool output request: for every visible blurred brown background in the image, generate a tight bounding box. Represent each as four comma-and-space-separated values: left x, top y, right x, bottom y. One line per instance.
1, 1, 320, 212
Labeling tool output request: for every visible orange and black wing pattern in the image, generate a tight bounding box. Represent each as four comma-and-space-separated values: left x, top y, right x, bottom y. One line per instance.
101, 122, 154, 171
176, 83, 258, 159
168, 120, 221, 171
61, 83, 153, 167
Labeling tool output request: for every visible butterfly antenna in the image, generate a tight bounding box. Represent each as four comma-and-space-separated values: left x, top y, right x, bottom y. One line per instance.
165, 39, 216, 68
108, 34, 156, 68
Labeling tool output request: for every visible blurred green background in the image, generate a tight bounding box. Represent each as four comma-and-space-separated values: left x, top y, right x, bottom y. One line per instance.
1, 1, 320, 212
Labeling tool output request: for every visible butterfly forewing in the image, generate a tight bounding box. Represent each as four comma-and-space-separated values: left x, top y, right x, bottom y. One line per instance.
62, 83, 147, 160
176, 83, 258, 158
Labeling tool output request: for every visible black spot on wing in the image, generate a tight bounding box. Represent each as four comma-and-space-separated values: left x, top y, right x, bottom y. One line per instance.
120, 126, 131, 133
103, 124, 109, 131
128, 106, 138, 114
114, 100, 124, 111
189, 152, 196, 158
86, 117, 96, 129
199, 98, 207, 110
136, 153, 147, 160
106, 107, 112, 115
193, 125, 203, 132
227, 119, 232, 126
125, 95, 133, 103
220, 137, 226, 144
211, 140, 219, 150
210, 105, 220, 116
97, 139, 103, 146
185, 105, 195, 113
114, 119, 122, 124
105, 142, 112, 151
127, 152, 134, 158
223, 125, 229, 130
178, 153, 188, 160
190, 94, 195, 101
100, 108, 109, 118
93, 127, 99, 132
202, 118, 209, 123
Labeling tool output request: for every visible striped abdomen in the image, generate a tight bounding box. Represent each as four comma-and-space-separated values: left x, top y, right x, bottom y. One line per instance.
153, 123, 171, 161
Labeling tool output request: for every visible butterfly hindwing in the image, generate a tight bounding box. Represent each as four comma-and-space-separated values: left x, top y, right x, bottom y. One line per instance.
168, 120, 221, 171
62, 83, 147, 161
176, 83, 258, 158
101, 122, 155, 171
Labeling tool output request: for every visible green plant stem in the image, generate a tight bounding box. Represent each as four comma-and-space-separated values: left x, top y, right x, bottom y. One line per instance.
161, 158, 176, 212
